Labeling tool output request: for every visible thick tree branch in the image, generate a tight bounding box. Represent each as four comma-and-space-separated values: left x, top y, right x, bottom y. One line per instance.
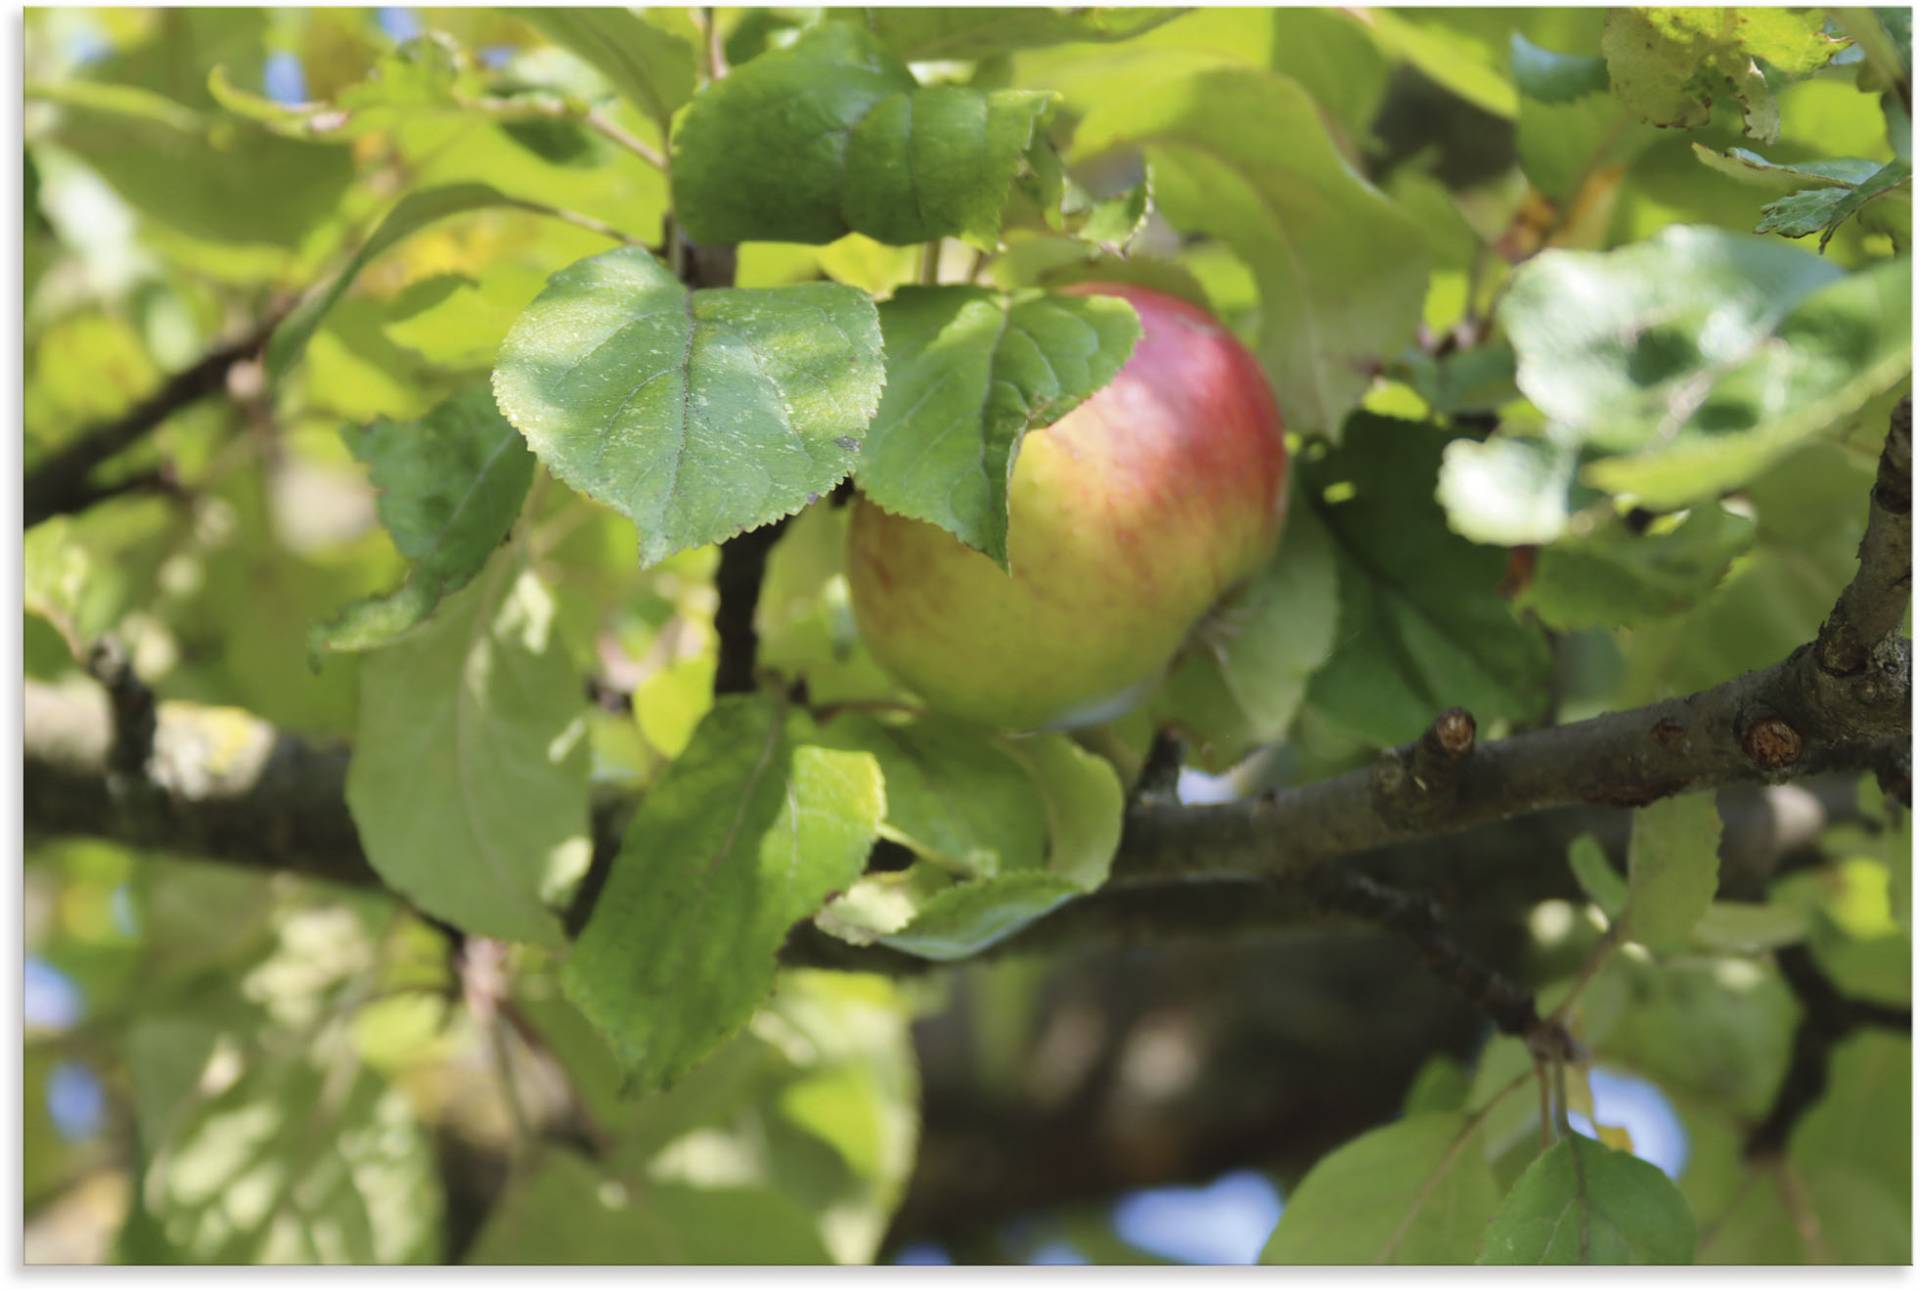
1816, 395, 1911, 678
22, 403, 1912, 969
20, 677, 1879, 970
24, 311, 285, 529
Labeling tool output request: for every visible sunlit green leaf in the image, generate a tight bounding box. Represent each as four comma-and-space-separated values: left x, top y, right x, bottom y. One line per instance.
492, 246, 883, 567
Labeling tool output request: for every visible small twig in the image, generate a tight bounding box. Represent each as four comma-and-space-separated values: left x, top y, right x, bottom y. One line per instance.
1131, 727, 1186, 807
919, 240, 943, 286
1303, 868, 1542, 1041
25, 310, 287, 528
511, 198, 645, 246
700, 7, 729, 82
1545, 923, 1625, 1029
582, 108, 668, 172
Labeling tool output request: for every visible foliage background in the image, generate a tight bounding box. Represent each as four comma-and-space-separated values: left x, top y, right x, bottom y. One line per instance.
20, 4, 1913, 1267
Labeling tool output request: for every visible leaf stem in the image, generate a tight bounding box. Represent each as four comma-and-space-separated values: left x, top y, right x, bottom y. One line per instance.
920, 240, 943, 286
582, 108, 668, 172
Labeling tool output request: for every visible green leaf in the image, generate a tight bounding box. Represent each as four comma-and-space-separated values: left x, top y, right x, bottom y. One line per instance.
1479, 1134, 1697, 1264
1360, 9, 1521, 118
139, 1052, 443, 1264
851, 7, 1182, 60
29, 79, 353, 254
1786, 1029, 1912, 1263
312, 387, 535, 655
513, 7, 695, 133
816, 728, 1122, 961
1624, 792, 1722, 948
270, 184, 524, 382
1073, 68, 1430, 437
671, 24, 1054, 247
564, 695, 884, 1090
491, 246, 883, 567
468, 1149, 832, 1264
1568, 834, 1628, 921
856, 285, 1140, 566
1262, 1111, 1501, 1263
814, 713, 1046, 879
1512, 34, 1658, 204
1517, 503, 1757, 631
1303, 416, 1554, 747
346, 559, 589, 946
1602, 8, 1844, 143
1501, 226, 1912, 508
1757, 159, 1912, 250
1690, 900, 1808, 953
1154, 496, 1340, 769
1691, 144, 1883, 194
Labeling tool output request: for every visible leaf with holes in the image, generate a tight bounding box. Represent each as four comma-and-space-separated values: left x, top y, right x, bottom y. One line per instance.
856, 285, 1140, 566
345, 557, 589, 946
492, 246, 883, 567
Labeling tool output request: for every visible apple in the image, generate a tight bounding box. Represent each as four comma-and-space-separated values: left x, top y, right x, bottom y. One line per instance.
847, 283, 1289, 731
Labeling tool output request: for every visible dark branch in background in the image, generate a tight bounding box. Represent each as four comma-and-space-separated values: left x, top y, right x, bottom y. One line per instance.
1305, 868, 1542, 1042
1745, 944, 1912, 1159
23, 309, 287, 529
711, 518, 788, 697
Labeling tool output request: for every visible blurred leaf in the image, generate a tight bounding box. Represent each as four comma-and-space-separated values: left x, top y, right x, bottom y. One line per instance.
313, 386, 535, 655
1502, 226, 1911, 509
269, 184, 524, 382
468, 1149, 832, 1264
1512, 34, 1658, 204
138, 1050, 443, 1264
1262, 1112, 1501, 1264
1303, 416, 1554, 746
346, 559, 588, 946
672, 24, 1054, 247
856, 285, 1140, 568
513, 7, 695, 132
1074, 69, 1430, 437
1518, 503, 1757, 631
1690, 900, 1808, 953
850, 7, 1181, 60
1153, 495, 1340, 769
492, 246, 882, 568
1625, 792, 1722, 948
30, 79, 352, 256
565, 696, 883, 1090
1568, 833, 1628, 920
1479, 1134, 1696, 1263
1437, 433, 1581, 546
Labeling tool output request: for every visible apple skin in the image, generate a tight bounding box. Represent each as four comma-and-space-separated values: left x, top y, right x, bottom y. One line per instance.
847, 282, 1289, 732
